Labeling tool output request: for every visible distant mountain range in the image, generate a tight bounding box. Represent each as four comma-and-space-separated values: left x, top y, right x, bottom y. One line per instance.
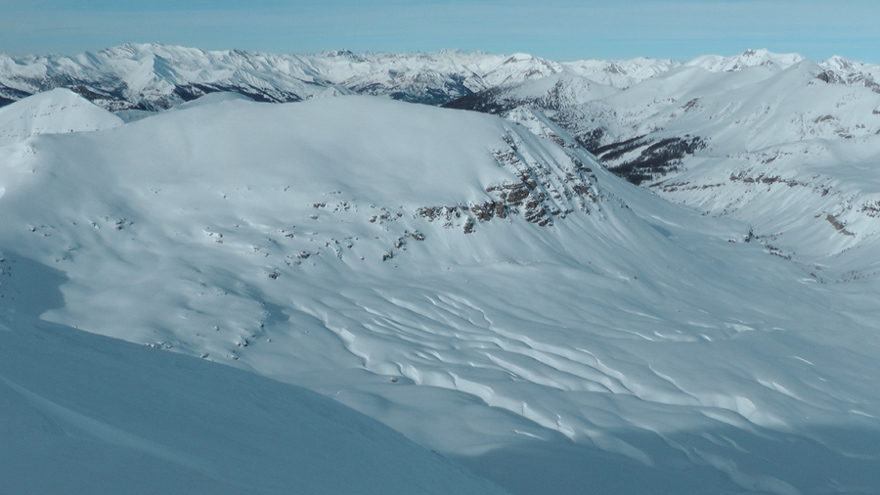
3, 44, 877, 110
0, 43, 567, 110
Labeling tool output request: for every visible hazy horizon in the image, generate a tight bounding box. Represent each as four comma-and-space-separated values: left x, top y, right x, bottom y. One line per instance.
3, 0, 878, 65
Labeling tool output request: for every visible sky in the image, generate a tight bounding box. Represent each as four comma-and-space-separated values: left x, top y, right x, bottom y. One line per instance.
2, 0, 879, 64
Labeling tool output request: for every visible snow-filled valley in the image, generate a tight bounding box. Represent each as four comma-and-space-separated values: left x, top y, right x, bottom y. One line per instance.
2, 52, 880, 494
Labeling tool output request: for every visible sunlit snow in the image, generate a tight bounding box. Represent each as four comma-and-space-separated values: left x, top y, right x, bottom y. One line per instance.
2, 89, 879, 494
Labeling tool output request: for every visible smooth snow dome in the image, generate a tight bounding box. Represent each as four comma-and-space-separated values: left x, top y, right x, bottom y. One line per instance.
0, 88, 122, 147
2, 92, 880, 495
112, 95, 522, 206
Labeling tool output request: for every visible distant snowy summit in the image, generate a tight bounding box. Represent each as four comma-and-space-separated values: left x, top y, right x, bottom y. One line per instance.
0, 43, 560, 111
1, 43, 878, 113
0, 88, 122, 147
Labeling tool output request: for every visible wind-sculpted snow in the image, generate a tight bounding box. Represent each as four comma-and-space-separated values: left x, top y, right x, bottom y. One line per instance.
2, 94, 880, 494
0, 297, 512, 495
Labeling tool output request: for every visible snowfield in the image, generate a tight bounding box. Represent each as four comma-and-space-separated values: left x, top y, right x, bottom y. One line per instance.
0, 307, 511, 495
2, 88, 880, 494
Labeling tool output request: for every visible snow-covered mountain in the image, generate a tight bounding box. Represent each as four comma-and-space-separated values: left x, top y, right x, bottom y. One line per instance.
0, 43, 566, 112
0, 87, 123, 147
4, 43, 876, 114
445, 50, 880, 283
3, 89, 880, 494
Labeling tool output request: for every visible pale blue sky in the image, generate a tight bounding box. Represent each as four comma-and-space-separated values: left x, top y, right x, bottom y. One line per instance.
3, 0, 878, 64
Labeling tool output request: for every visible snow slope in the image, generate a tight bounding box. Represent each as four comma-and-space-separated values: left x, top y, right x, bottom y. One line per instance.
0, 88, 122, 147
2, 93, 880, 494
0, 301, 510, 494
452, 54, 880, 282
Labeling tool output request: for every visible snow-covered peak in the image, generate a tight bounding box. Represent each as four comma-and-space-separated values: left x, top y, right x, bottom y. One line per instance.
686, 48, 806, 72
822, 54, 859, 71
562, 57, 675, 89
817, 55, 880, 93
446, 46, 880, 282
485, 53, 564, 84
0, 88, 122, 147
126, 95, 592, 210
509, 72, 619, 104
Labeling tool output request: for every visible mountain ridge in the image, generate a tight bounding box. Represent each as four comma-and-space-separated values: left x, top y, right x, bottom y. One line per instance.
3, 43, 878, 113
442, 55, 880, 282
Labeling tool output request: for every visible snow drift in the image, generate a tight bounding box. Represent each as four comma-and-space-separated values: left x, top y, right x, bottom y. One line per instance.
0, 309, 510, 495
